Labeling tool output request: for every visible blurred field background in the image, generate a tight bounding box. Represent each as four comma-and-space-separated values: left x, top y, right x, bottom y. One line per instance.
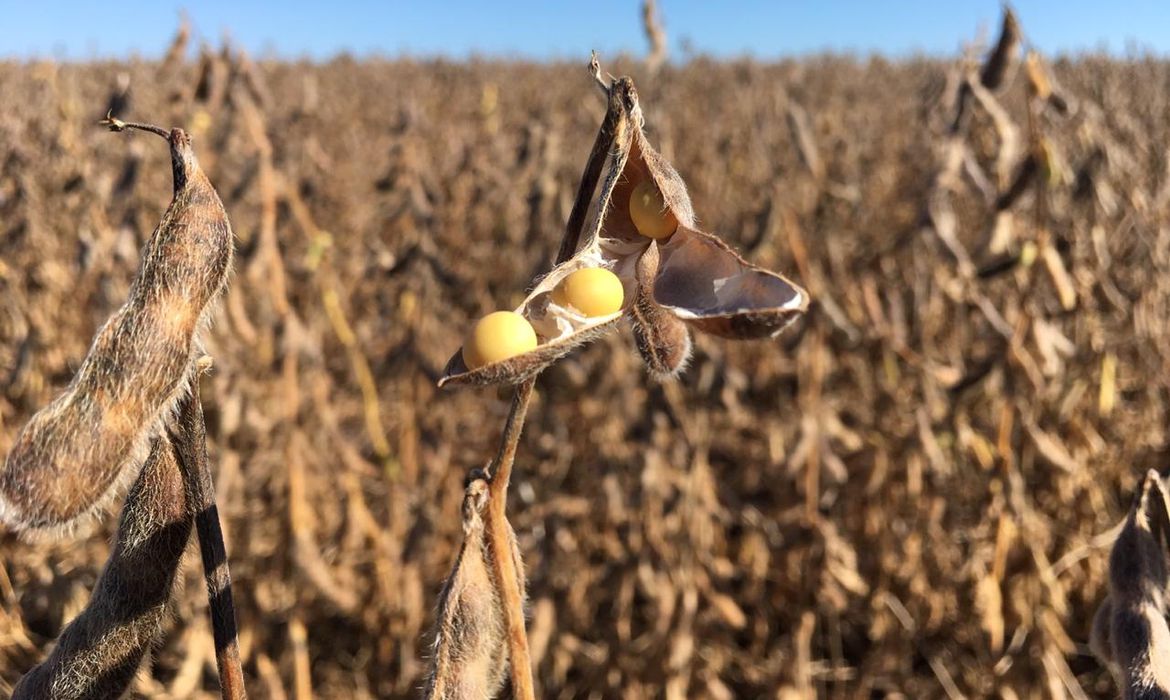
3, 6, 1170, 699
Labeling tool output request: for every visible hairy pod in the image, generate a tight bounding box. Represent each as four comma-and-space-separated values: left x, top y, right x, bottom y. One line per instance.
0, 125, 233, 535
424, 477, 526, 700
1096, 470, 1170, 699
12, 434, 193, 699
628, 242, 692, 379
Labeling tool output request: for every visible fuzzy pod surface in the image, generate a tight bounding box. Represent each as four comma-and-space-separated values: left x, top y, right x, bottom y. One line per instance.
0, 127, 233, 535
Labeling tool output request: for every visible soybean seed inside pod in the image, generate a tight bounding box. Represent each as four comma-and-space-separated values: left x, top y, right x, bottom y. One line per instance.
462, 311, 538, 370
552, 267, 624, 317
629, 178, 678, 240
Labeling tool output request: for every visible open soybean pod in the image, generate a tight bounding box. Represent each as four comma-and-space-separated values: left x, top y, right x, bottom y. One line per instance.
0, 121, 233, 535
437, 247, 632, 388
439, 76, 807, 388
600, 82, 807, 340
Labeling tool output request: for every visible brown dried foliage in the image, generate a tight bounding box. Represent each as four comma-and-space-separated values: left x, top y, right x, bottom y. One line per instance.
1, 21, 1169, 697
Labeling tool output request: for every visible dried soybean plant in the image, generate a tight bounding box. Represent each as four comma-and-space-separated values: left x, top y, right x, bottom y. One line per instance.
0, 116, 245, 699
423, 55, 808, 698
641, 0, 667, 75
1090, 470, 1170, 699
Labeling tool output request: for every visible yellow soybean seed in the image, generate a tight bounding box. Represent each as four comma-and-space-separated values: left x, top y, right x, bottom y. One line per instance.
462, 311, 538, 370
629, 179, 678, 240
553, 267, 624, 317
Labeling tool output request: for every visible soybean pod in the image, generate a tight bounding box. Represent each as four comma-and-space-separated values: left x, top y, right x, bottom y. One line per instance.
0, 119, 233, 535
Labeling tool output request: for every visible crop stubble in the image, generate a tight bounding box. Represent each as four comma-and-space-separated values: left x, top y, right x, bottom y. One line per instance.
0, 37, 1167, 698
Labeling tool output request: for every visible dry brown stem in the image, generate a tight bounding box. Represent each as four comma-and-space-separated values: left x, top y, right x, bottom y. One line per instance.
99, 113, 171, 140
481, 379, 536, 700
170, 380, 248, 700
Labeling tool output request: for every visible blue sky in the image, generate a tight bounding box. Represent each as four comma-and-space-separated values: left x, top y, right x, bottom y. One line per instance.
3, 1, 1169, 61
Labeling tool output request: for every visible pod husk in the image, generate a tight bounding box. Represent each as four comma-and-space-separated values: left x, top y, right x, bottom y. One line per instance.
654, 226, 809, 339
613, 92, 808, 340
0, 127, 233, 534
627, 242, 692, 379
1091, 469, 1170, 696
422, 476, 525, 699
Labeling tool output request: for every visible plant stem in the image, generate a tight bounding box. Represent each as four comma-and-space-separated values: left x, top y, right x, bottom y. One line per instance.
484, 377, 536, 700
100, 112, 172, 140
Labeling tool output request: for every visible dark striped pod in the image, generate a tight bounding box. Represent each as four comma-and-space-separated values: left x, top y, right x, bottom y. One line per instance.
979, 8, 1021, 92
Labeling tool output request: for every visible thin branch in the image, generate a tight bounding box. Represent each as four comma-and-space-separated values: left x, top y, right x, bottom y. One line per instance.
170, 370, 248, 700
99, 112, 171, 140
589, 51, 606, 94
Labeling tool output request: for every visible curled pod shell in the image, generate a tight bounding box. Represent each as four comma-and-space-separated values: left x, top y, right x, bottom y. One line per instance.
628, 242, 692, 379
439, 74, 807, 389
600, 92, 807, 340
0, 126, 233, 536
653, 226, 808, 339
